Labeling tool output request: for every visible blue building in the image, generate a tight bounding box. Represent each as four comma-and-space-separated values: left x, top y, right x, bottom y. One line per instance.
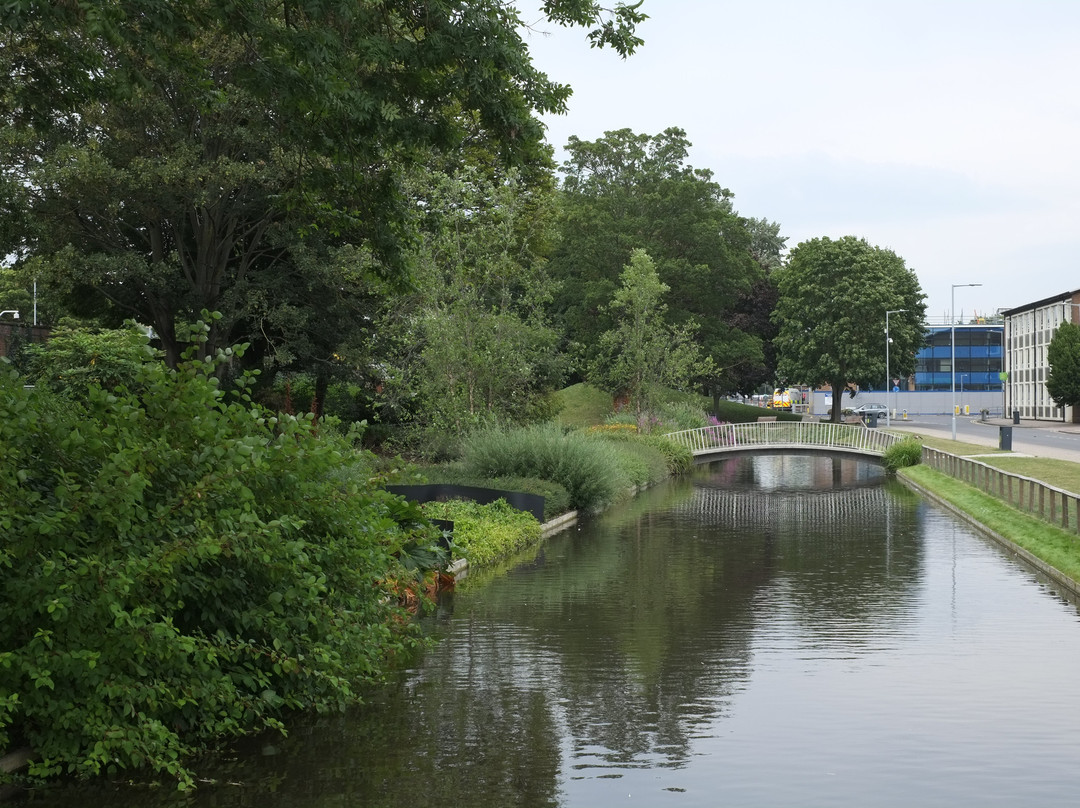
913, 323, 1003, 392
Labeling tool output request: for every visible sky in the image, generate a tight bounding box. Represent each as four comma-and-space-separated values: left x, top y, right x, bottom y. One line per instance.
522, 0, 1080, 323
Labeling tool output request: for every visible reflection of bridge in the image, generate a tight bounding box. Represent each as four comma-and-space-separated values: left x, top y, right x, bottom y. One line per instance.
664, 421, 904, 463
679, 484, 895, 529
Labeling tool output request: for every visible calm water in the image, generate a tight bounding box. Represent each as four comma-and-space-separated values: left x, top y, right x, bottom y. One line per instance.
16, 455, 1080, 807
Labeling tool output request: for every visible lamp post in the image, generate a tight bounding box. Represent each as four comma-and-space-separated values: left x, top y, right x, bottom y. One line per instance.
952, 283, 982, 440
0, 310, 19, 319
885, 309, 906, 427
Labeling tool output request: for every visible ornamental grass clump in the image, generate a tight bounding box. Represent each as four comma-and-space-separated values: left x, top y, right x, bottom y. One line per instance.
883, 437, 924, 472
459, 424, 631, 512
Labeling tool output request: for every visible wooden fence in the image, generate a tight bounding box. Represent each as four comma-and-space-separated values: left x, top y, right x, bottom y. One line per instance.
922, 446, 1080, 533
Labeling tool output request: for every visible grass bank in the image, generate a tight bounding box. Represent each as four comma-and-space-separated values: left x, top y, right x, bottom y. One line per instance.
901, 464, 1080, 590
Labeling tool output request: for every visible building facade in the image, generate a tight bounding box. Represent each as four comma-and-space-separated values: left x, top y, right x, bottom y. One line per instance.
1003, 290, 1080, 422
913, 323, 1003, 392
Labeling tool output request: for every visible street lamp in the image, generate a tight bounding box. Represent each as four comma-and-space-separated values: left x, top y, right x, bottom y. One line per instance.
952, 283, 982, 440
0, 310, 19, 319
885, 309, 906, 427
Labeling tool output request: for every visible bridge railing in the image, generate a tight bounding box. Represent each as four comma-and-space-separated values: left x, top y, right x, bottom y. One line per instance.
663, 420, 905, 457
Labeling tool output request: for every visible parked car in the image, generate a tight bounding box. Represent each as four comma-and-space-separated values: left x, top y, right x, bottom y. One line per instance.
851, 402, 888, 415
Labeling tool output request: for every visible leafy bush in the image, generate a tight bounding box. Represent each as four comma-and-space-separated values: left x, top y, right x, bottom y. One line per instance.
459, 424, 632, 512
883, 437, 924, 472
0, 339, 438, 786
419, 499, 542, 567
23, 322, 157, 401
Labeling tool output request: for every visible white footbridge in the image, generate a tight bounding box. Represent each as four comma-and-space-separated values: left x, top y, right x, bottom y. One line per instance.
664, 420, 905, 463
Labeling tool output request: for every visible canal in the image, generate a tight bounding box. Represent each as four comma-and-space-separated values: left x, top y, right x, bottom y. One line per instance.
17, 455, 1080, 807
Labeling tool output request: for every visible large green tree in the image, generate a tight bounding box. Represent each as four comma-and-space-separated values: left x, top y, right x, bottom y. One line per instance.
0, 0, 647, 368
772, 236, 926, 423
548, 127, 765, 397
1046, 321, 1080, 410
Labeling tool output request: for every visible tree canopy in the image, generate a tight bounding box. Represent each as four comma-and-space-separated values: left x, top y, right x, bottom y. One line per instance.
771, 235, 926, 422
546, 127, 767, 396
0, 0, 647, 366
1046, 321, 1080, 409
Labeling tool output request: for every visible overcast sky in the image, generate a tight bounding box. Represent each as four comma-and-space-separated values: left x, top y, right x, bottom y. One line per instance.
523, 0, 1080, 322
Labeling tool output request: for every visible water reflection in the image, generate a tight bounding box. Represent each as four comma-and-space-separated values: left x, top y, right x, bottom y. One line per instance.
16, 455, 1080, 808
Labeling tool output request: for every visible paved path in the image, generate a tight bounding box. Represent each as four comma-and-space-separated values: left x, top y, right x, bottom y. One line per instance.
888, 416, 1080, 463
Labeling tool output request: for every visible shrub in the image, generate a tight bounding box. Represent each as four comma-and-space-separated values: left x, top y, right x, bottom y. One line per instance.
883, 437, 924, 472
459, 424, 631, 512
420, 499, 542, 567
0, 339, 438, 786
23, 322, 157, 401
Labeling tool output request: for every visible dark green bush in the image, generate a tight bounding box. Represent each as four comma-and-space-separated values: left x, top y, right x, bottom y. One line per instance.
712, 400, 801, 423
0, 341, 437, 786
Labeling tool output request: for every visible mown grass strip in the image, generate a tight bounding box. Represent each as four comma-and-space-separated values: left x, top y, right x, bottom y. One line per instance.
902, 464, 1080, 586
907, 434, 1007, 456
979, 456, 1080, 497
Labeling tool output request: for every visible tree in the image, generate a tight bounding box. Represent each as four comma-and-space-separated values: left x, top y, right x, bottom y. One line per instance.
589, 249, 711, 427
1046, 321, 1080, 409
772, 236, 926, 423
548, 127, 765, 397
373, 161, 566, 438
0, 0, 647, 367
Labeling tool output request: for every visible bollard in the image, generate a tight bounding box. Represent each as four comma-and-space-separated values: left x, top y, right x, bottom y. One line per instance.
999, 426, 1013, 451
902, 410, 908, 420
964, 404, 970, 415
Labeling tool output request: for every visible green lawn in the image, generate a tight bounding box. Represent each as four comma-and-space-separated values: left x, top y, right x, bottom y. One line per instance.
977, 456, 1080, 497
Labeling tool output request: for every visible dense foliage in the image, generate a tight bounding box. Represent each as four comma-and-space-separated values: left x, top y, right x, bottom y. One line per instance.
548, 127, 769, 395
373, 163, 566, 437
0, 338, 441, 786
772, 236, 926, 423
0, 0, 646, 372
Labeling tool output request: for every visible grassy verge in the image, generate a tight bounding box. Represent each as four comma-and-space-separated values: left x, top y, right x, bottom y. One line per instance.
978, 456, 1080, 496
898, 434, 1006, 456
901, 464, 1080, 586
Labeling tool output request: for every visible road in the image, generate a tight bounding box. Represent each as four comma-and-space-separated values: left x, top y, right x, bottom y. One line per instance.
885, 413, 1080, 463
